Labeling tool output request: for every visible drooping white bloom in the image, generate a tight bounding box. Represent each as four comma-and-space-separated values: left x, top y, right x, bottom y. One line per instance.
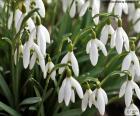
58, 76, 83, 106
89, 88, 108, 115
44, 60, 56, 81
121, 51, 140, 78
23, 42, 46, 76
61, 0, 84, 18
82, 89, 92, 112
124, 103, 140, 116
111, 26, 129, 54
133, 8, 140, 33
29, 20, 50, 56
25, 0, 45, 18
59, 51, 79, 77
127, 2, 135, 21
119, 79, 140, 107
36, 24, 50, 56
86, 39, 107, 66
79, 0, 100, 24
108, 0, 128, 17
100, 24, 114, 45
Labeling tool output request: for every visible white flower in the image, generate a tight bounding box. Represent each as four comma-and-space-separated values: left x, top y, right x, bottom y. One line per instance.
100, 24, 114, 45
127, 2, 135, 21
119, 79, 140, 107
44, 60, 56, 81
133, 8, 140, 33
111, 26, 129, 54
25, 0, 45, 18
79, 0, 100, 24
23, 42, 46, 76
124, 103, 140, 116
36, 24, 50, 56
86, 39, 107, 66
108, 0, 128, 17
82, 89, 92, 112
121, 51, 140, 78
89, 88, 108, 115
61, 0, 84, 18
59, 51, 79, 77
58, 76, 83, 106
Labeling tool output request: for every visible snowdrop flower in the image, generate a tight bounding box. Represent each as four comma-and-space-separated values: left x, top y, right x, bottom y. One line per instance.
23, 42, 46, 76
133, 8, 140, 33
59, 42, 79, 77
89, 87, 108, 115
119, 78, 140, 107
61, 0, 84, 18
86, 31, 107, 66
108, 0, 128, 17
82, 89, 92, 112
30, 16, 50, 56
25, 0, 45, 18
127, 2, 135, 21
121, 51, 140, 78
100, 19, 115, 45
44, 57, 56, 81
79, 0, 100, 24
58, 68, 83, 106
124, 103, 139, 116
111, 19, 129, 54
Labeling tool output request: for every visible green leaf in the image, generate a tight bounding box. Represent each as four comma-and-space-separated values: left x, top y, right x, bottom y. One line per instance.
20, 97, 42, 106
0, 74, 13, 106
0, 101, 21, 116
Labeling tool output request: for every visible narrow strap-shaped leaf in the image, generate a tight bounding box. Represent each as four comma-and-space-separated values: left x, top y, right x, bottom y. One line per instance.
0, 101, 21, 116
0, 74, 13, 106
20, 97, 42, 106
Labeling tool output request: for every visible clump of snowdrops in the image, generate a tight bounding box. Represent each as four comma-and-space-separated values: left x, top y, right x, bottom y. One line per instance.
0, 0, 139, 116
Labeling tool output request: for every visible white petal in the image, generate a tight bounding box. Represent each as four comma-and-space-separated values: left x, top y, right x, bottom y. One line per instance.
95, 39, 108, 56
114, 3, 123, 17
132, 81, 140, 100
108, 0, 116, 13
70, 52, 79, 77
35, 0, 45, 18
27, 18, 35, 32
69, 1, 76, 18
64, 78, 72, 106
14, 9, 22, 29
92, 0, 100, 24
115, 28, 123, 54
121, 53, 132, 72
58, 78, 67, 103
110, 31, 116, 48
100, 25, 109, 45
86, 40, 91, 54
32, 43, 45, 74
79, 1, 89, 17
29, 52, 37, 70
59, 53, 69, 74
100, 88, 108, 105
120, 28, 129, 52
82, 90, 89, 112
70, 77, 83, 99
96, 89, 105, 115
119, 81, 127, 97
89, 89, 96, 108
71, 89, 75, 103
89, 40, 99, 66
125, 81, 133, 107
23, 43, 30, 69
